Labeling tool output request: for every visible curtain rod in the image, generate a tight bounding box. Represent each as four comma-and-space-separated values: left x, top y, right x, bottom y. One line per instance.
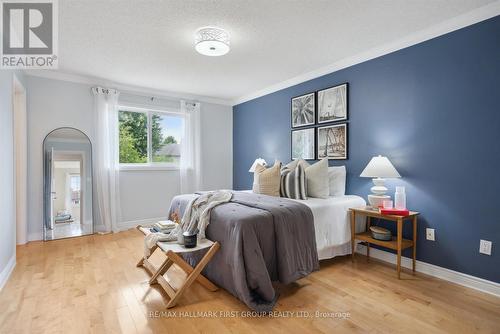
119, 90, 199, 104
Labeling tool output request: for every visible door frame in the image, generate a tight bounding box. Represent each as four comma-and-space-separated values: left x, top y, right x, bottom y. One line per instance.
13, 74, 27, 245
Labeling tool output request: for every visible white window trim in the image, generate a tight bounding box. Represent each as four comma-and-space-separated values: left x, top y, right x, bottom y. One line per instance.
119, 164, 181, 172
118, 105, 184, 171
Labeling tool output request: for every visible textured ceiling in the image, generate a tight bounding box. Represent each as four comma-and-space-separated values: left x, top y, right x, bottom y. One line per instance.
57, 0, 496, 102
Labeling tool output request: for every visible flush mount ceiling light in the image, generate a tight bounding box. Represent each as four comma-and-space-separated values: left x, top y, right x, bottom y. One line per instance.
194, 26, 230, 56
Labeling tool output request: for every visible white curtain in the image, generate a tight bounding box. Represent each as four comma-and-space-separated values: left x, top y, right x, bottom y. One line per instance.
180, 100, 201, 194
92, 87, 121, 232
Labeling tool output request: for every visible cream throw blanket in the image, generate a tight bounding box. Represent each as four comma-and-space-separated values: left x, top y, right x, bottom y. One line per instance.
144, 190, 232, 257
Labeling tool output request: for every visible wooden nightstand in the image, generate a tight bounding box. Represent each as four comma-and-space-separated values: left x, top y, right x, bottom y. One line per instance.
349, 207, 419, 279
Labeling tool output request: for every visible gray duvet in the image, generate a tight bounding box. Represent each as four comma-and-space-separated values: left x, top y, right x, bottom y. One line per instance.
168, 191, 319, 312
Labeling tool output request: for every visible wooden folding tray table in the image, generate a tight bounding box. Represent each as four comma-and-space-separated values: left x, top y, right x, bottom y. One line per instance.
136, 226, 220, 308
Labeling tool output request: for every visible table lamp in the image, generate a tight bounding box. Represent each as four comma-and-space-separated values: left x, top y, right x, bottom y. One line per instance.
360, 155, 401, 208
249, 158, 267, 173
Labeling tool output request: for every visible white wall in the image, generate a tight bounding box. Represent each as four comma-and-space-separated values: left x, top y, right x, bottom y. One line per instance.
26, 75, 232, 239
0, 71, 25, 289
26, 77, 94, 240
119, 170, 181, 223
200, 102, 233, 191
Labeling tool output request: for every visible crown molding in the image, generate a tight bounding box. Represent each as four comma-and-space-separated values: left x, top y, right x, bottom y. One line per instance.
232, 2, 500, 106
24, 70, 233, 106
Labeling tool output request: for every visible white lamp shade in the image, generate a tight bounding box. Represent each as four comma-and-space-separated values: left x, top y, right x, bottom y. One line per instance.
195, 27, 230, 56
195, 40, 230, 56
360, 155, 401, 178
249, 158, 267, 173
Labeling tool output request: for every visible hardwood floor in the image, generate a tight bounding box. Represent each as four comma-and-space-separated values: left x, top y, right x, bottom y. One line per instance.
1, 229, 499, 333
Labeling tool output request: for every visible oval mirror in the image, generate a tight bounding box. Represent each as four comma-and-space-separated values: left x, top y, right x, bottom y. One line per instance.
43, 128, 93, 241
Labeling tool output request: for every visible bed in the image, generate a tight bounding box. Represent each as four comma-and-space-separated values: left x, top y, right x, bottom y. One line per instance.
291, 195, 366, 260
165, 190, 365, 312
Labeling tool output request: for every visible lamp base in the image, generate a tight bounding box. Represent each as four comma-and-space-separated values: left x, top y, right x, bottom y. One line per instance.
367, 194, 390, 208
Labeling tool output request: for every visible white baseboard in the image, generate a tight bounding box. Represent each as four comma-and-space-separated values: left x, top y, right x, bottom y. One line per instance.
356, 244, 500, 297
0, 255, 16, 291
26, 217, 167, 241
117, 216, 167, 231
28, 232, 43, 242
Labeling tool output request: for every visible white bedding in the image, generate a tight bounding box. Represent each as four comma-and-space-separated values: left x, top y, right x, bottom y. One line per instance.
292, 195, 366, 260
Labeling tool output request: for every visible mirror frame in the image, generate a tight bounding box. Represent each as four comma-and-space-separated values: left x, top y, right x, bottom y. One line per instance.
42, 127, 94, 241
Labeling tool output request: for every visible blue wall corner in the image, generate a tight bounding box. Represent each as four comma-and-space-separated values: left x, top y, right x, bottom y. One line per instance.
232, 16, 500, 283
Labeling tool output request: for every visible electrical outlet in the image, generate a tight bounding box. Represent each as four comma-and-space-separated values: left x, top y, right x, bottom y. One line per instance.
479, 240, 492, 255
426, 228, 435, 241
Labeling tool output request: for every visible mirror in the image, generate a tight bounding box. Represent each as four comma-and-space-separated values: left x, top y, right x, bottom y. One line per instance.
43, 128, 94, 241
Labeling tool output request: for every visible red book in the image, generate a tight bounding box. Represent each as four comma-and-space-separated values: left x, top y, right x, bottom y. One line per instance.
379, 208, 410, 216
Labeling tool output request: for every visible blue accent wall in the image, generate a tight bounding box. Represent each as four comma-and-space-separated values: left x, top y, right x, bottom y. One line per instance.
233, 16, 500, 283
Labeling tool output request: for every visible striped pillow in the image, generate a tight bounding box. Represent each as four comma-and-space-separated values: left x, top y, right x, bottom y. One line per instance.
280, 161, 307, 200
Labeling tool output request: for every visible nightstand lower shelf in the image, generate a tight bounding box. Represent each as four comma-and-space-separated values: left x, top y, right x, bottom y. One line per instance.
350, 207, 419, 279
355, 232, 413, 250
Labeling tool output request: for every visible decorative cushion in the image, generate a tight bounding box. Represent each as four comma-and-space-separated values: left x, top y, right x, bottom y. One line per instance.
252, 161, 281, 196
328, 165, 346, 196
283, 159, 300, 170
303, 158, 329, 199
280, 160, 307, 200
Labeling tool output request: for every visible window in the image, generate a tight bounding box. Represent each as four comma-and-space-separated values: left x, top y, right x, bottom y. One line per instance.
119, 107, 184, 168
119, 110, 148, 163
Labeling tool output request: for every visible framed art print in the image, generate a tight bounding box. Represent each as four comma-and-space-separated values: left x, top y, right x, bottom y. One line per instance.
291, 128, 315, 160
317, 83, 348, 123
317, 123, 347, 160
291, 92, 315, 128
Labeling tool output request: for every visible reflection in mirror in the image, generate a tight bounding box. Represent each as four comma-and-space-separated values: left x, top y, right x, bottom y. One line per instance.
43, 128, 93, 241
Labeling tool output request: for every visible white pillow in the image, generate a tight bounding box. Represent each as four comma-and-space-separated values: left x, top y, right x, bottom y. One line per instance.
303, 158, 329, 199
328, 165, 346, 196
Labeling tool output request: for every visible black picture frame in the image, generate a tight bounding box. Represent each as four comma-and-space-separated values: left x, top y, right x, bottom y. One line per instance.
317, 123, 348, 160
291, 92, 316, 128
317, 83, 348, 124
291, 127, 316, 160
